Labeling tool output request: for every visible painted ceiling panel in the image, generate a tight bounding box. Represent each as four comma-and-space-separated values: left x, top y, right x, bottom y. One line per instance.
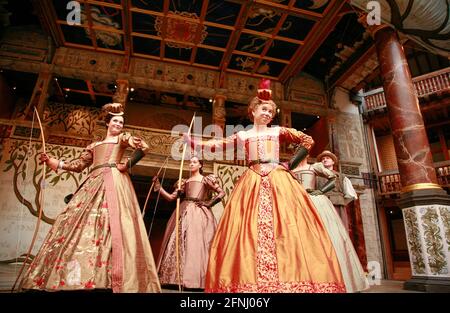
351, 0, 450, 57
49, 0, 351, 80
132, 12, 158, 36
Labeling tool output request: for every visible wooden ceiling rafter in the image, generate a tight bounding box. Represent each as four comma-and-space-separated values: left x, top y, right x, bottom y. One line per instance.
159, 0, 170, 60
332, 45, 377, 90
133, 52, 192, 66
203, 20, 235, 31
34, 0, 65, 47
219, 1, 254, 81
279, 0, 347, 83
121, 0, 132, 73
251, 12, 288, 74
252, 0, 323, 21
63, 42, 126, 55
46, 0, 361, 83
84, 2, 99, 49
189, 0, 210, 65
84, 0, 122, 10
56, 20, 125, 34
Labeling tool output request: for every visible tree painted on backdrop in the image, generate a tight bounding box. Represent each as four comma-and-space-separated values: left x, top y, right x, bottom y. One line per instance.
3, 140, 89, 225
44, 102, 102, 136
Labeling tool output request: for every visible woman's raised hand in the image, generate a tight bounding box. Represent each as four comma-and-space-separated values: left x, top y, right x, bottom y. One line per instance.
39, 153, 50, 165
132, 137, 143, 149
152, 176, 161, 192
39, 153, 60, 172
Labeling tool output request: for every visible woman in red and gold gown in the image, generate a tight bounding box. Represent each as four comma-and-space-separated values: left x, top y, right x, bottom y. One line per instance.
19, 103, 161, 293
186, 80, 346, 293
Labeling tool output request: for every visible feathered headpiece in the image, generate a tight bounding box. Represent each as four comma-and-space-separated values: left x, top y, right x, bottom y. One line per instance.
257, 78, 272, 101
102, 102, 124, 116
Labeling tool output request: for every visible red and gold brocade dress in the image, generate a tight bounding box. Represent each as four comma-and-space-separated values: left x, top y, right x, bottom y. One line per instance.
157, 175, 223, 289
202, 127, 345, 293
20, 133, 161, 293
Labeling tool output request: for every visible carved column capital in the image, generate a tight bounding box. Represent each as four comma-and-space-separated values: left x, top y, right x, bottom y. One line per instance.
113, 79, 129, 108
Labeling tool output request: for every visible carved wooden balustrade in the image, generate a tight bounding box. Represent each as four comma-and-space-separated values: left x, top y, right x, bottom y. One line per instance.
377, 160, 450, 195
364, 67, 450, 112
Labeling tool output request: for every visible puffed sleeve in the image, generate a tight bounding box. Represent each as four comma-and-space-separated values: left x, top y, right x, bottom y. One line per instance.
311, 162, 336, 179
61, 143, 94, 173
120, 132, 149, 153
203, 174, 225, 205
170, 179, 186, 197
279, 127, 314, 151
204, 174, 224, 194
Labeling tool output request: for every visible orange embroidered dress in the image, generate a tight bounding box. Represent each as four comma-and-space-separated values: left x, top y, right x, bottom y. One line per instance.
20, 133, 161, 293
203, 127, 346, 293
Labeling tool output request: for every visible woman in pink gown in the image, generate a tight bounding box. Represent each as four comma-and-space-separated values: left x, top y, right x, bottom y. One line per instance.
153, 156, 225, 289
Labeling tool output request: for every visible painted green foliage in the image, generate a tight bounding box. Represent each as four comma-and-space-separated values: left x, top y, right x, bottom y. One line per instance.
3, 140, 88, 225
216, 165, 244, 205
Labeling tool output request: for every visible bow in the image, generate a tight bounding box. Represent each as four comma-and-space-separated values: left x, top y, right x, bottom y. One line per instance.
142, 156, 169, 218
175, 113, 196, 292
146, 161, 168, 239
12, 106, 46, 292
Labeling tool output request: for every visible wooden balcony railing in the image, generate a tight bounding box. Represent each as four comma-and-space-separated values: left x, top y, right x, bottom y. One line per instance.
377, 160, 450, 195
364, 67, 450, 112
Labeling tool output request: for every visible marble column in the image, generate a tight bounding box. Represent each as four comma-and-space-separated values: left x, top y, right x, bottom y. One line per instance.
212, 94, 226, 136
370, 24, 450, 292
113, 79, 129, 107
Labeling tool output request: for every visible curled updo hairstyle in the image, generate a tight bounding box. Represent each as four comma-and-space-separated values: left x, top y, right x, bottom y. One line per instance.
247, 96, 277, 121
102, 103, 125, 127
104, 113, 125, 125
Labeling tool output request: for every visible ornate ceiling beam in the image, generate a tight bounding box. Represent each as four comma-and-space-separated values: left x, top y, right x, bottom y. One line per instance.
330, 44, 377, 90
279, 0, 347, 83
240, 0, 322, 21
159, 0, 170, 60
85, 2, 98, 49
218, 0, 254, 88
121, 0, 132, 73
33, 0, 64, 47
251, 12, 288, 75
190, 0, 209, 65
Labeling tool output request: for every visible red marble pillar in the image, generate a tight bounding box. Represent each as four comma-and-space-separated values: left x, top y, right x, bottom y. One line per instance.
372, 26, 440, 191
369, 23, 450, 293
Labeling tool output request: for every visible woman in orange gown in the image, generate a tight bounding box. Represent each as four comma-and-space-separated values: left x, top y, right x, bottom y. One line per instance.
186, 80, 346, 293
19, 103, 161, 293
